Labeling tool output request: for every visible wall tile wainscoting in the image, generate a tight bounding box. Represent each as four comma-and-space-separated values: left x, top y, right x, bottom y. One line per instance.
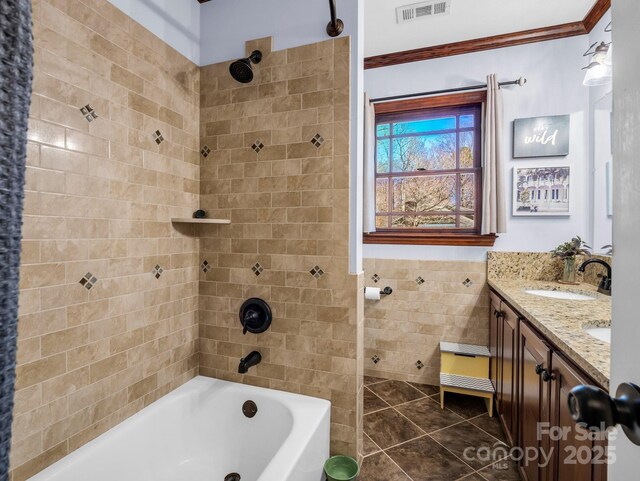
364, 259, 489, 385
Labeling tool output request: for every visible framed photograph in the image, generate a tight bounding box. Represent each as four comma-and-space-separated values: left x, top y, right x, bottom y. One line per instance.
513, 115, 570, 158
513, 166, 571, 216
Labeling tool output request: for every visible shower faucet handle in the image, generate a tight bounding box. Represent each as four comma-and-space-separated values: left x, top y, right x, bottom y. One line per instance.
242, 309, 260, 335
239, 298, 272, 335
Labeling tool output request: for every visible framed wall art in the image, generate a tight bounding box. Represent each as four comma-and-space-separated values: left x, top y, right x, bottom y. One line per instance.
513, 166, 572, 216
513, 115, 570, 158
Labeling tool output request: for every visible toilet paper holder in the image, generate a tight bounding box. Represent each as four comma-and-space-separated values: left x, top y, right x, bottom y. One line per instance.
364, 286, 393, 296
363, 286, 393, 302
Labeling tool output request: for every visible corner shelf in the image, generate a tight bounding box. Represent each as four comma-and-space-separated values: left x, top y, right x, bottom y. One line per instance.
171, 218, 231, 225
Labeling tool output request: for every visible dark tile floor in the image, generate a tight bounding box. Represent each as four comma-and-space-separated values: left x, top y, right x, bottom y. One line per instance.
361, 376, 522, 481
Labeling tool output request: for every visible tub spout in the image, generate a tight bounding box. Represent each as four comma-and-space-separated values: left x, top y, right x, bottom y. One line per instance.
238, 351, 262, 374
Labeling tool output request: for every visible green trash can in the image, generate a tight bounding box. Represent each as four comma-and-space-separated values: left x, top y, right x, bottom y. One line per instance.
324, 455, 360, 481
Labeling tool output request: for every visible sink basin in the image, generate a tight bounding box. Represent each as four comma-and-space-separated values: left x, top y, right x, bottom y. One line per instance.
584, 327, 611, 343
525, 289, 595, 301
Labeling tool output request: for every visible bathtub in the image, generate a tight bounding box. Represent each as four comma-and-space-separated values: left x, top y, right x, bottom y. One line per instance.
27, 376, 331, 481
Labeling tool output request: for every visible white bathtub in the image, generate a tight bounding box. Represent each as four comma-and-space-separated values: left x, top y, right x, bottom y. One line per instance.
27, 376, 331, 481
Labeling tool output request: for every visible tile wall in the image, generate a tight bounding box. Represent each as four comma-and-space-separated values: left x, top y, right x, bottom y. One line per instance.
197, 37, 364, 458
11, 1, 200, 479
363, 259, 489, 385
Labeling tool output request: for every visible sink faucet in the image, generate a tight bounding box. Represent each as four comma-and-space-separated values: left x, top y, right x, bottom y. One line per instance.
238, 351, 262, 374
578, 259, 611, 296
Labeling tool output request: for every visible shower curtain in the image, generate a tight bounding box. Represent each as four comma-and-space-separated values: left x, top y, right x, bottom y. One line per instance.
0, 1, 33, 479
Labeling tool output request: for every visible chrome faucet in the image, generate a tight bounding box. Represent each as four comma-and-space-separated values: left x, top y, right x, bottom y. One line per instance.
238, 351, 262, 374
578, 259, 611, 296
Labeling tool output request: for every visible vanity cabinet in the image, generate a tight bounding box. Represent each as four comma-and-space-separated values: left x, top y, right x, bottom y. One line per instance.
489, 292, 502, 400
548, 352, 608, 481
499, 303, 519, 447
490, 292, 520, 447
518, 320, 552, 481
489, 289, 608, 481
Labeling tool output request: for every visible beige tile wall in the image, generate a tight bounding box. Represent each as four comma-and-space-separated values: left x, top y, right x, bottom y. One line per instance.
363, 258, 489, 386
197, 37, 363, 458
11, 1, 200, 479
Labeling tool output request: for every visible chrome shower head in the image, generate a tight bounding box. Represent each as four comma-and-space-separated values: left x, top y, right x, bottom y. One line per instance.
229, 50, 262, 84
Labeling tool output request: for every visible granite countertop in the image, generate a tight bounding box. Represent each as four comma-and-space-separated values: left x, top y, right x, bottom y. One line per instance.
488, 278, 611, 390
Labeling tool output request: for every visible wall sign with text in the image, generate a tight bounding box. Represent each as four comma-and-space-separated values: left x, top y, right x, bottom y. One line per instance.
513, 115, 570, 158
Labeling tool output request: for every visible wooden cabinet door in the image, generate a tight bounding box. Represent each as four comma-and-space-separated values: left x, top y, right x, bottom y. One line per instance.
518, 320, 552, 481
489, 291, 502, 412
499, 303, 519, 447
548, 353, 608, 481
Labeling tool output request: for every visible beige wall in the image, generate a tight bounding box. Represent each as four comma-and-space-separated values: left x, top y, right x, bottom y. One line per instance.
197, 37, 363, 457
363, 258, 489, 385
11, 1, 200, 479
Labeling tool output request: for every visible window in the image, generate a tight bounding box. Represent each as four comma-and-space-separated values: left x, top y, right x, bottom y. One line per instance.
365, 92, 496, 246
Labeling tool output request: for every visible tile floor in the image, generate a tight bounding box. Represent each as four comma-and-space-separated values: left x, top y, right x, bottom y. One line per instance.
361, 376, 522, 481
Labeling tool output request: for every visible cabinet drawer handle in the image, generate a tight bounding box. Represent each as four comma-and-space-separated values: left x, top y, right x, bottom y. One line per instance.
535, 364, 555, 382
494, 310, 504, 319
541, 370, 555, 382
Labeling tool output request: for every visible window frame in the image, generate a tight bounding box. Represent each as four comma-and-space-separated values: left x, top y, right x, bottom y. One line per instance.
364, 91, 497, 247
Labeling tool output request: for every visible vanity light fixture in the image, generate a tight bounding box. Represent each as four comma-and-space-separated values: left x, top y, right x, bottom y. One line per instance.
583, 22, 612, 88
583, 41, 612, 87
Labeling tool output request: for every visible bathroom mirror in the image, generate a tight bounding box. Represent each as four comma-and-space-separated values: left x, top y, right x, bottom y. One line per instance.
591, 90, 613, 254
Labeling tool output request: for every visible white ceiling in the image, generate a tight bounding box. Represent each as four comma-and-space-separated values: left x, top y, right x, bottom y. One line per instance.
365, 0, 598, 57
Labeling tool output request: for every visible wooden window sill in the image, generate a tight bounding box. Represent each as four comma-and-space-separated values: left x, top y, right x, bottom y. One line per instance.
363, 232, 498, 247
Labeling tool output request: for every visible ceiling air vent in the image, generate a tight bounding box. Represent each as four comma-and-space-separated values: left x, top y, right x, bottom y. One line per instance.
396, 0, 451, 24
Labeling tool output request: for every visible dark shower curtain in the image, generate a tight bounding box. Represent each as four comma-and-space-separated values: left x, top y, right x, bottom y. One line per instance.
0, 1, 33, 480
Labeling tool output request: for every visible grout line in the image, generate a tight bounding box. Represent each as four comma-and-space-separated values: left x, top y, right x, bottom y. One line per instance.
363, 405, 392, 416
374, 394, 428, 409
390, 405, 428, 436
381, 450, 415, 481
467, 415, 510, 446
373, 432, 430, 453
362, 433, 382, 457
429, 429, 514, 480
425, 432, 478, 472
384, 391, 454, 416
368, 386, 429, 409
363, 407, 428, 452
422, 417, 473, 436
363, 386, 392, 414
363, 378, 388, 386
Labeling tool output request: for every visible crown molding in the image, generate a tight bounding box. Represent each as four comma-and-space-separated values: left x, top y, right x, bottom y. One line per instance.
364, 0, 611, 70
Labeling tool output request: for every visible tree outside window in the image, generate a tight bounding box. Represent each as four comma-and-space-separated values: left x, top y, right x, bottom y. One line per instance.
374, 103, 483, 233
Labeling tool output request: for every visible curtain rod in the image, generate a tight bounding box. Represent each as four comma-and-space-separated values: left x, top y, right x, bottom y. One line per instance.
370, 76, 527, 104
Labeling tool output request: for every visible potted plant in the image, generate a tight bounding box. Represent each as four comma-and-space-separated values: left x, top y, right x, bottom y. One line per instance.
552, 236, 591, 284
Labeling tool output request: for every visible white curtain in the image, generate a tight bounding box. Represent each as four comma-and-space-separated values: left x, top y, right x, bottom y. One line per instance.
363, 93, 376, 233
481, 74, 507, 235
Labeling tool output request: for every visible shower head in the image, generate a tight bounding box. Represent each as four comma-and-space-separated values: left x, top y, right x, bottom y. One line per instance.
229, 50, 262, 84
